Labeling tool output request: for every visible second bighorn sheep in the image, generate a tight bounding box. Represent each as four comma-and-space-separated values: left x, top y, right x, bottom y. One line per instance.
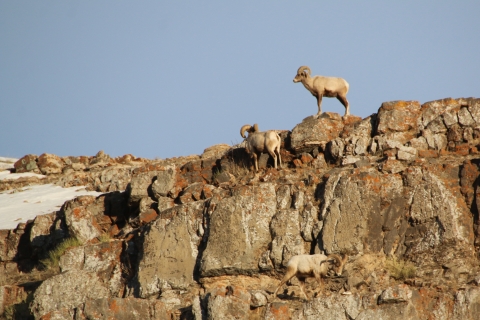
240, 124, 282, 171
274, 253, 348, 300
293, 66, 350, 117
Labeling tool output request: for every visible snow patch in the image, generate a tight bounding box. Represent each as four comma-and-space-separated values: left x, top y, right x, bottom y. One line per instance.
0, 184, 102, 230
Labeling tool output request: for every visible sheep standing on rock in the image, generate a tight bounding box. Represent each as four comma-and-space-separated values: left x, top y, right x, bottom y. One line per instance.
293, 65, 350, 117
274, 253, 348, 300
240, 124, 282, 172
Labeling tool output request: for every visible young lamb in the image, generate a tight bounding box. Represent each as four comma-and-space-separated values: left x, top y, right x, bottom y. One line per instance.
273, 253, 348, 300
240, 124, 282, 171
293, 65, 350, 117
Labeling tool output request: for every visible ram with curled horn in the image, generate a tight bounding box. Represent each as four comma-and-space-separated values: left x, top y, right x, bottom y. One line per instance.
240, 123, 282, 172
293, 65, 350, 117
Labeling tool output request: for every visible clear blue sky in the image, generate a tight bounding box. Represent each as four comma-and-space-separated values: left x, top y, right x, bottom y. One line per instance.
1, 1, 479, 159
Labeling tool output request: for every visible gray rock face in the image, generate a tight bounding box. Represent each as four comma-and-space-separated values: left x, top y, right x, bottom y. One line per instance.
377, 100, 422, 144
320, 168, 405, 255
151, 166, 176, 199
5, 97, 480, 319
136, 201, 205, 297
200, 184, 277, 276
290, 113, 345, 152
31, 270, 110, 319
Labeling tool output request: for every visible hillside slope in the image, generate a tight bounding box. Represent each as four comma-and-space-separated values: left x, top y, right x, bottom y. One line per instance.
1, 97, 480, 319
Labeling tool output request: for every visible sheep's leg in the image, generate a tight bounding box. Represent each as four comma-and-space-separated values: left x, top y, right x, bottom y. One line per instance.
316, 95, 323, 115
273, 273, 295, 297
267, 148, 277, 169
337, 95, 350, 116
253, 153, 259, 172
276, 146, 282, 169
313, 273, 323, 297
298, 277, 308, 300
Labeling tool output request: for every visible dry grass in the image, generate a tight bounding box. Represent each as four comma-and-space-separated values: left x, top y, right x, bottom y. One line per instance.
97, 233, 111, 243
386, 256, 416, 280
40, 237, 82, 270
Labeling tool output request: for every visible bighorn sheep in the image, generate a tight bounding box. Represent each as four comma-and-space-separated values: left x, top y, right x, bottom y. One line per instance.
240, 124, 282, 171
274, 253, 348, 300
293, 66, 350, 116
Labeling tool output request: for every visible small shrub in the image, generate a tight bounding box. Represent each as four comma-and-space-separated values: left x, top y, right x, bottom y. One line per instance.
40, 237, 82, 270
386, 256, 416, 280
98, 233, 111, 243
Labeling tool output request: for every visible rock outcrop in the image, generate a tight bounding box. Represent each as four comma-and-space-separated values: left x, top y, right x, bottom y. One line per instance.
1, 97, 480, 319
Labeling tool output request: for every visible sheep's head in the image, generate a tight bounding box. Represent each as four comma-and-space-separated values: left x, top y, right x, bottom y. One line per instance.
327, 254, 348, 277
293, 66, 311, 83
240, 124, 259, 138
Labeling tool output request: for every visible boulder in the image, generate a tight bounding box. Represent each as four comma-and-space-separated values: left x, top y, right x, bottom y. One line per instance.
200, 183, 277, 277
206, 285, 251, 320
290, 113, 345, 153
31, 270, 110, 319
151, 166, 176, 199
135, 201, 205, 297
13, 154, 39, 173
376, 100, 422, 145
37, 153, 64, 174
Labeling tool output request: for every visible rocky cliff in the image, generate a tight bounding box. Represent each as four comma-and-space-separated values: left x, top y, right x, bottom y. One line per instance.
1, 97, 480, 319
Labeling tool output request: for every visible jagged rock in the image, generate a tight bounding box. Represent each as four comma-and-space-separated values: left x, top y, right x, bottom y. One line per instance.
276, 185, 291, 210
264, 302, 290, 319
128, 171, 157, 205
269, 209, 305, 268
136, 201, 205, 297
157, 196, 175, 212
312, 153, 328, 168
426, 117, 447, 134
320, 168, 405, 254
63, 197, 104, 243
59, 240, 124, 296
37, 153, 64, 174
139, 196, 155, 213
458, 107, 475, 126
206, 285, 251, 320
290, 113, 345, 152
421, 98, 462, 128
397, 146, 417, 161
31, 270, 110, 319
409, 136, 428, 150
378, 284, 412, 304
151, 166, 176, 199
300, 203, 320, 242
29, 213, 59, 248
326, 138, 344, 161
443, 108, 459, 127
467, 98, 480, 123
377, 100, 422, 145
200, 184, 277, 277
89, 150, 111, 167
82, 298, 171, 320
0, 285, 27, 316
179, 182, 204, 203
201, 144, 231, 160
250, 290, 268, 308
13, 154, 39, 173
453, 287, 480, 320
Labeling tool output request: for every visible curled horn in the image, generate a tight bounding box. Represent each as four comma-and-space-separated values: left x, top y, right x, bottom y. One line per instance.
326, 254, 342, 265
240, 124, 252, 138
297, 65, 311, 77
